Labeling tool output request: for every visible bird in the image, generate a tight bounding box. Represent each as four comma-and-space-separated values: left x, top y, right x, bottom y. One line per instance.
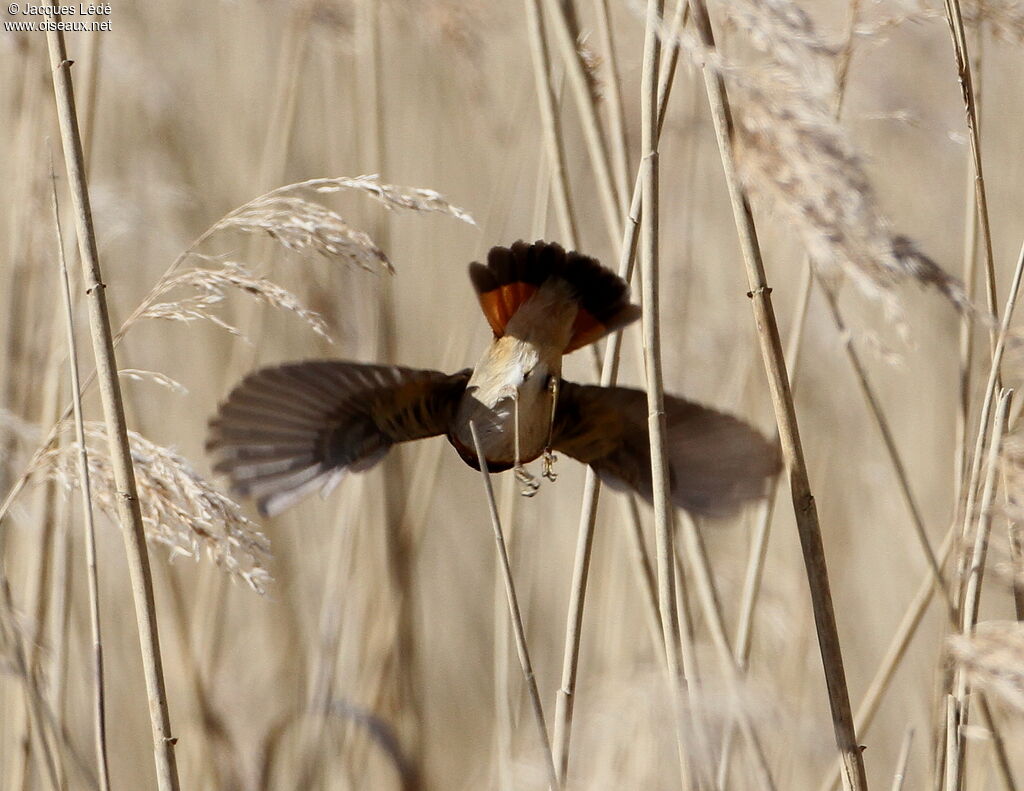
206, 240, 780, 518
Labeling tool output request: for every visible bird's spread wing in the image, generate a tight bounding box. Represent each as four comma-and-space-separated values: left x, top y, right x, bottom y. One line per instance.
552, 381, 780, 517
207, 361, 469, 516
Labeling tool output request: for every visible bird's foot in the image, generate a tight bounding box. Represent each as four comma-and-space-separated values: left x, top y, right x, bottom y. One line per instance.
515, 464, 541, 497
542, 448, 558, 482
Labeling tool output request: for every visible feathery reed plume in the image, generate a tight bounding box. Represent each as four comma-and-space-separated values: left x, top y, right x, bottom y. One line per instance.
297, 175, 476, 224
37, 423, 272, 593
734, 90, 967, 317
722, 0, 838, 74
681, 0, 971, 315
961, 0, 1024, 43
188, 176, 473, 276
949, 622, 1024, 714
130, 261, 331, 341
118, 369, 190, 395
576, 32, 604, 101
213, 196, 392, 273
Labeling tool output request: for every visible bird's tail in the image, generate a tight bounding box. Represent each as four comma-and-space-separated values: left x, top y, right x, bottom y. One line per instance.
468, 240, 641, 354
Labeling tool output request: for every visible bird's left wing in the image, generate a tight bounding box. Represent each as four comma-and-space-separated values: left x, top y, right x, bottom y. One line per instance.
552, 381, 780, 517
207, 361, 470, 516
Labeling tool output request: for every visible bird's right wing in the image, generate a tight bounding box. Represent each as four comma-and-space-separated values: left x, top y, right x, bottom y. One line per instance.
551, 381, 780, 517
207, 361, 469, 516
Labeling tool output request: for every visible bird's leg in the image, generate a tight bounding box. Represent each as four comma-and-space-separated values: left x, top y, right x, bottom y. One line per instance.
541, 449, 557, 481
542, 375, 558, 482
513, 393, 540, 497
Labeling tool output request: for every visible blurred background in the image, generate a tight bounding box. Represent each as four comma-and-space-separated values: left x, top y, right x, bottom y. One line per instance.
2, 0, 1024, 789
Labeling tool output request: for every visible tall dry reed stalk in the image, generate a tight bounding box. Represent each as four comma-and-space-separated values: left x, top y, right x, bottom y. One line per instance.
50, 158, 111, 791
686, 0, 868, 788
636, 1, 691, 787
44, 16, 180, 791
550, 3, 689, 781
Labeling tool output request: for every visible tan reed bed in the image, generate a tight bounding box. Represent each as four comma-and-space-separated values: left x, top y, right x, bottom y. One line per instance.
3, 2, 1024, 790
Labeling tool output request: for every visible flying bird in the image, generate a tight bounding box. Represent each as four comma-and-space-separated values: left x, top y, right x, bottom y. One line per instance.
207, 240, 779, 517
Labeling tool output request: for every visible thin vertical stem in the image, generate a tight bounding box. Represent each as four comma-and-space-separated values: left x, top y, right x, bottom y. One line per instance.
687, 1, 868, 787
717, 0, 858, 743
955, 131, 980, 505
25, 313, 65, 785
639, 0, 673, 650
51, 160, 110, 791
593, 0, 631, 212
719, 256, 813, 789
44, 17, 180, 791
47, 494, 73, 791
959, 241, 1024, 598
676, 514, 777, 789
669, 539, 712, 791
953, 28, 984, 598
493, 475, 520, 791
637, 3, 691, 786
815, 522, 1014, 791
549, 3, 688, 781
942, 0, 999, 347
942, 243, 1024, 791
816, 522, 955, 791
525, 0, 579, 247
820, 285, 952, 613
539, 0, 623, 250
950, 389, 1013, 789
944, 695, 960, 791
551, 470, 602, 784
976, 696, 1017, 791
46, 32, 102, 789
469, 422, 559, 791
0, 576, 62, 791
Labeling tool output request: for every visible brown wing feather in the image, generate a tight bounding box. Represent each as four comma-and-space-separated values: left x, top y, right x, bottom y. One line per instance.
207, 361, 469, 516
552, 381, 780, 517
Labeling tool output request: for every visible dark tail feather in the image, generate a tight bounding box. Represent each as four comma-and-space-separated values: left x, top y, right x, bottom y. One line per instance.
468, 240, 640, 353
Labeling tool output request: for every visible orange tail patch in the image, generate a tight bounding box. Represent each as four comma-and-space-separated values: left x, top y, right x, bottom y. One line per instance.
468, 240, 640, 353
478, 282, 539, 336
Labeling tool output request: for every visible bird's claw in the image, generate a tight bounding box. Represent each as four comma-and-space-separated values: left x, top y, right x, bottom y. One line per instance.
515, 464, 541, 497
542, 448, 558, 481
